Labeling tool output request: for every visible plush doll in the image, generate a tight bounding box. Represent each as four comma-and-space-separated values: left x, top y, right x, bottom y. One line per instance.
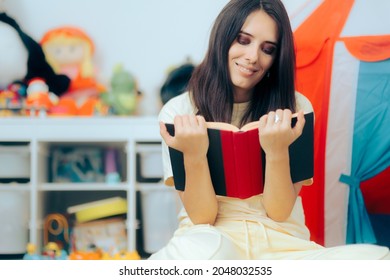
100, 64, 140, 115
40, 26, 108, 116
0, 12, 71, 96
40, 26, 99, 93
25, 78, 58, 116
160, 61, 195, 105
0, 17, 27, 90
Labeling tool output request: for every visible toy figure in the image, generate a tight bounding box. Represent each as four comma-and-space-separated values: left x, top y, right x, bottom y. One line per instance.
40, 26, 97, 92
0, 83, 25, 116
25, 78, 57, 116
42, 242, 68, 260
0, 12, 70, 97
40, 26, 109, 116
23, 243, 41, 260
43, 213, 70, 253
101, 64, 140, 115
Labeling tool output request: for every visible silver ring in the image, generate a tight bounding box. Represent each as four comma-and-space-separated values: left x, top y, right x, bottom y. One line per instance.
275, 115, 281, 123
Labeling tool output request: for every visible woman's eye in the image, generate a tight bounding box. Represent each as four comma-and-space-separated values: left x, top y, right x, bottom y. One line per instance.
262, 45, 276, 55
237, 34, 251, 45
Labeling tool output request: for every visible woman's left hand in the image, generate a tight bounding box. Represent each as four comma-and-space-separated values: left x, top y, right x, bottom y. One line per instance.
258, 109, 305, 157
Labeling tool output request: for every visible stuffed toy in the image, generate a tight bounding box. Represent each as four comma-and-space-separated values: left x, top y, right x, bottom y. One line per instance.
40, 26, 109, 116
0, 12, 71, 96
160, 62, 195, 105
40, 26, 99, 93
0, 17, 27, 90
25, 78, 58, 116
100, 64, 140, 115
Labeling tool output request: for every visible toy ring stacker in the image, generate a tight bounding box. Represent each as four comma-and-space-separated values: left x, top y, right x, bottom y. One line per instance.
44, 213, 69, 245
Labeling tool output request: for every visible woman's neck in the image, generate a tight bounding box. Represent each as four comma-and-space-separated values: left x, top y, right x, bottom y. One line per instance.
233, 88, 253, 103
231, 100, 250, 127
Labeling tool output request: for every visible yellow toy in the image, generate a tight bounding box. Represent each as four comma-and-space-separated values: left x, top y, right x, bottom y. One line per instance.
43, 242, 67, 259
23, 243, 40, 260
23, 242, 68, 260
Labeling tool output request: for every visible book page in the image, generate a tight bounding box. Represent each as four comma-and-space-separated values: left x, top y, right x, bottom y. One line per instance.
206, 122, 239, 131
183, 111, 310, 132
240, 111, 309, 131
240, 121, 259, 131
206, 121, 259, 132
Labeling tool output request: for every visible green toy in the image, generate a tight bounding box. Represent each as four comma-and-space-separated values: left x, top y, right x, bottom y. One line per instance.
102, 64, 139, 115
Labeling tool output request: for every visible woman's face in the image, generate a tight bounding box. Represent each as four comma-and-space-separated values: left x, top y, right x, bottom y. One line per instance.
228, 10, 278, 102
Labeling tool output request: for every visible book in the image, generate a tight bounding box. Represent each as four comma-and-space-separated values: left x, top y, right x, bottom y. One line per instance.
165, 111, 314, 199
67, 197, 127, 223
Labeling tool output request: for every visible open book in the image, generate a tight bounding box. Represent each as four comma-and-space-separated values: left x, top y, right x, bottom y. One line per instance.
165, 111, 314, 199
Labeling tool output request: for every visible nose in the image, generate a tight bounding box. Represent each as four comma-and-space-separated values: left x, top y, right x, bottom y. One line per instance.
245, 45, 259, 64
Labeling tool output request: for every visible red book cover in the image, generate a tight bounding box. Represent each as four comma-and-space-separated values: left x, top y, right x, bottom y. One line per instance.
165, 111, 314, 199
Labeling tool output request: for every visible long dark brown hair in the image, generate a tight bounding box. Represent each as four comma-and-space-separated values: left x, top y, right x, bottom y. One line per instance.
188, 0, 296, 126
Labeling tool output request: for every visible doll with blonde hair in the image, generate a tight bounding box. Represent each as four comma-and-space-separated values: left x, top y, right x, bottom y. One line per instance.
40, 26, 109, 115
40, 26, 97, 92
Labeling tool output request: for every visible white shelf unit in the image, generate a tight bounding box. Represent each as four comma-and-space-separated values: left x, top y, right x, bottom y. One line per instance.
0, 116, 162, 254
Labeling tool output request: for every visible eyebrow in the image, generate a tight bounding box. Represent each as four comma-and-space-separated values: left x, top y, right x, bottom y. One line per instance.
239, 31, 278, 46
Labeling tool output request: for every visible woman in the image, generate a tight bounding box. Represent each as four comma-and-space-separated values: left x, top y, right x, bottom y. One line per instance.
150, 0, 389, 259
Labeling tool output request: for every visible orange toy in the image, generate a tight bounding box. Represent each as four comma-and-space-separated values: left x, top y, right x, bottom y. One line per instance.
49, 98, 79, 116
49, 96, 109, 116
25, 78, 56, 116
68, 250, 103, 260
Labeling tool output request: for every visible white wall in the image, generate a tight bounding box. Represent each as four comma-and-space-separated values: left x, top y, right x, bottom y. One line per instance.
2, 0, 308, 115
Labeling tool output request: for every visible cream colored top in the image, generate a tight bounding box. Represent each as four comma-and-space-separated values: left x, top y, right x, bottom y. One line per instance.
231, 101, 250, 128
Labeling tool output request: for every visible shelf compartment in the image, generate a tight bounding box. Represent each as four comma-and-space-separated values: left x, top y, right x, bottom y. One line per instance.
38, 190, 128, 254
0, 184, 31, 191
135, 142, 163, 183
0, 142, 30, 183
38, 141, 128, 185
0, 191, 30, 254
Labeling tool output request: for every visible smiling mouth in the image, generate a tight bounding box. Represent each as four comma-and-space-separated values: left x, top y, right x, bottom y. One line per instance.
236, 62, 259, 75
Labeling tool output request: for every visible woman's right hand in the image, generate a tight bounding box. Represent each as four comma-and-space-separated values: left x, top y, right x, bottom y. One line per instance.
160, 115, 217, 225
160, 114, 209, 160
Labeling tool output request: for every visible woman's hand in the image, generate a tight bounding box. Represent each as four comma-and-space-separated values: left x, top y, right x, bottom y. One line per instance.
259, 109, 306, 222
258, 109, 305, 157
160, 114, 217, 225
160, 114, 209, 160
